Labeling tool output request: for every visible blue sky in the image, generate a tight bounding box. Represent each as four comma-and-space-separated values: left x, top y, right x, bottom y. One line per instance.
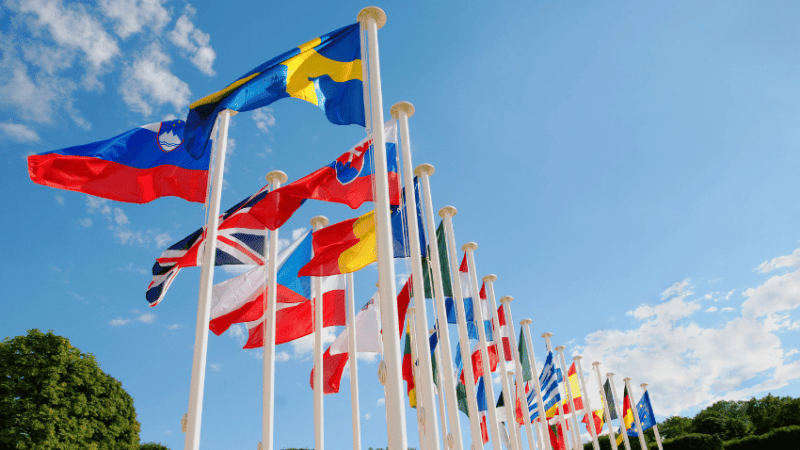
3, 0, 800, 448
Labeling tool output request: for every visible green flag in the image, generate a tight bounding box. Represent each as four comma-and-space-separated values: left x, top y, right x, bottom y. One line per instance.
518, 328, 532, 382
457, 381, 470, 417
422, 221, 453, 299
604, 378, 618, 420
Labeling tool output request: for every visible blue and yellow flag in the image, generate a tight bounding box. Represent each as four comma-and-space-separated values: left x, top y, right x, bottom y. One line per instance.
185, 23, 365, 157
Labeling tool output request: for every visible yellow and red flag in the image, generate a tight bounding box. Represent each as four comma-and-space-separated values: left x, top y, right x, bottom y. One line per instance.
298, 211, 377, 276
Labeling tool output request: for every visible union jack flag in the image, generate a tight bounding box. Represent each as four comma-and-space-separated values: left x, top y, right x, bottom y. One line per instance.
146, 184, 272, 307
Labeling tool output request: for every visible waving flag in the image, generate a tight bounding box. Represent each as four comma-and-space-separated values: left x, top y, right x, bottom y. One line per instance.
476, 376, 490, 444
525, 351, 563, 422
616, 385, 636, 445
497, 303, 513, 362
184, 23, 365, 158
422, 220, 452, 299
146, 184, 270, 306
495, 392, 513, 450
582, 408, 605, 435
604, 378, 618, 420
249, 120, 401, 230
28, 120, 210, 203
329, 290, 382, 355
560, 362, 584, 414
402, 322, 417, 408
628, 391, 656, 437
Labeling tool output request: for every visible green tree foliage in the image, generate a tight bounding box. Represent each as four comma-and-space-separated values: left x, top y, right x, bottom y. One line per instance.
658, 433, 723, 450
0, 329, 140, 449
772, 397, 800, 429
655, 416, 693, 440
690, 413, 750, 441
743, 393, 792, 435
139, 443, 170, 450
724, 425, 800, 450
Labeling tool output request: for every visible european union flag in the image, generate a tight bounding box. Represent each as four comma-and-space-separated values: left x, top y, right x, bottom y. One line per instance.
628, 391, 657, 436
185, 23, 365, 158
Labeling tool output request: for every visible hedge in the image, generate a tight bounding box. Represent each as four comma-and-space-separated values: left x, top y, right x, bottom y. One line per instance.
584, 432, 723, 450
723, 425, 800, 450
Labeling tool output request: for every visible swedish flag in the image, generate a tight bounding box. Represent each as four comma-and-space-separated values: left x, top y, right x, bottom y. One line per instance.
185, 23, 365, 157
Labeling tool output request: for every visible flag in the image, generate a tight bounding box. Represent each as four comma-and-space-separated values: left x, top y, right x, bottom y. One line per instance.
496, 392, 513, 450
497, 303, 513, 362
391, 177, 427, 258
476, 376, 490, 444
581, 409, 604, 435
248, 120, 401, 230
242, 274, 346, 348
628, 391, 656, 437
548, 422, 567, 450
146, 184, 271, 306
560, 362, 584, 414
329, 290, 382, 355
616, 385, 635, 445
298, 210, 377, 276
604, 378, 618, 420
422, 220, 452, 299
184, 23, 365, 158
402, 322, 417, 408
518, 328, 532, 382
208, 230, 312, 335
28, 119, 210, 204
524, 351, 562, 422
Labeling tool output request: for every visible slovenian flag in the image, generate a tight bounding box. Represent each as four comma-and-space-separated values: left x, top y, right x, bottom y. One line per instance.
28, 120, 210, 204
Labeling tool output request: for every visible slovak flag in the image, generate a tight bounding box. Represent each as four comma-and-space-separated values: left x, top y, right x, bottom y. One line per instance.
28, 120, 210, 204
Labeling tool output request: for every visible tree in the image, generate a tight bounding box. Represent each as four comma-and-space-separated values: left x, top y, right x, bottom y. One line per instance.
655, 416, 693, 440
745, 393, 792, 435
0, 329, 140, 449
691, 413, 749, 441
773, 397, 800, 428
140, 443, 171, 450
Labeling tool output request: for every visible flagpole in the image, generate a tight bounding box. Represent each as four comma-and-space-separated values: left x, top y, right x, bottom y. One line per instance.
591, 362, 618, 450
500, 297, 541, 450
554, 346, 583, 449
311, 215, 329, 450
606, 374, 632, 450
408, 308, 428, 450
520, 319, 553, 450
439, 207, 485, 449
640, 384, 663, 450
347, 273, 361, 450
357, 9, 408, 450
432, 327, 451, 449
183, 109, 233, 450
392, 101, 441, 450
463, 244, 502, 450
624, 378, 647, 450
540, 334, 573, 450
483, 276, 521, 450
262, 170, 288, 450
507, 371, 526, 450
415, 164, 465, 450
573, 357, 600, 450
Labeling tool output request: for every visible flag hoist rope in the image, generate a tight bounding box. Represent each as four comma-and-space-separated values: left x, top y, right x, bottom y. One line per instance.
416, 164, 465, 450
347, 273, 361, 450
183, 108, 234, 450
392, 101, 441, 450
310, 215, 329, 450
607, 373, 632, 450
357, 8, 408, 450
641, 384, 664, 450
625, 378, 648, 450
592, 362, 618, 450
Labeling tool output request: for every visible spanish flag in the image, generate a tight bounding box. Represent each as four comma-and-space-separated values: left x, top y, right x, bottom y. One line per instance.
562, 362, 584, 414
298, 210, 377, 277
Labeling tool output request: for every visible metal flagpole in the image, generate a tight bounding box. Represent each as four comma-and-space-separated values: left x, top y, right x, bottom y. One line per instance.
439, 207, 485, 449
483, 276, 521, 450
573, 357, 600, 450
540, 334, 573, 450
183, 109, 234, 450
310, 215, 329, 450
357, 8, 408, 450
591, 362, 618, 450
408, 308, 427, 450
347, 273, 361, 450
607, 373, 632, 450
640, 384, 663, 450
624, 378, 647, 450
463, 244, 502, 450
520, 319, 553, 450
391, 101, 441, 450
262, 170, 288, 450
507, 371, 526, 450
500, 297, 540, 450
431, 327, 451, 450
415, 164, 464, 450
554, 346, 583, 449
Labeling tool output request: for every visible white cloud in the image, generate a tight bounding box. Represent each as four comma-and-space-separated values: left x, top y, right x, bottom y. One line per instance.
757, 248, 800, 273
705, 306, 717, 313
376, 398, 385, 407
289, 327, 338, 360
79, 217, 92, 228
742, 268, 800, 318
113, 207, 129, 225
0, 122, 40, 142
167, 5, 216, 76
229, 324, 247, 346
54, 194, 64, 206
137, 312, 156, 324
276, 351, 291, 362
210, 363, 222, 372
364, 413, 372, 420
154, 232, 172, 248
292, 228, 308, 241
661, 279, 691, 300
120, 42, 191, 116
99, 0, 170, 39
167, 324, 183, 330
252, 108, 276, 134
722, 307, 735, 312
109, 318, 130, 326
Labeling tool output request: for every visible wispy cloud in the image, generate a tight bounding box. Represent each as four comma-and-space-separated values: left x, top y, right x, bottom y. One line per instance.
0, 122, 40, 142
99, 0, 170, 40
54, 194, 64, 206
108, 310, 156, 326
120, 42, 191, 116
252, 108, 276, 134
209, 363, 222, 372
167, 5, 215, 76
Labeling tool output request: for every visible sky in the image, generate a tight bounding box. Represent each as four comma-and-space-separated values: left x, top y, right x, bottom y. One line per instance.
3, 0, 800, 448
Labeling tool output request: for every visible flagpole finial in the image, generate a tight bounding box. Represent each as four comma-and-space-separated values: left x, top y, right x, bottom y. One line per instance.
429, 328, 435, 335
461, 242, 477, 252
623, 377, 632, 382
390, 101, 415, 119
357, 6, 387, 28
640, 383, 648, 389
607, 372, 615, 378
310, 216, 329, 230
438, 205, 457, 218
555, 345, 565, 352
499, 295, 513, 304
482, 274, 497, 283
414, 163, 435, 177
542, 332, 553, 338
265, 170, 287, 185
592, 361, 601, 367
520, 318, 532, 326
573, 355, 582, 361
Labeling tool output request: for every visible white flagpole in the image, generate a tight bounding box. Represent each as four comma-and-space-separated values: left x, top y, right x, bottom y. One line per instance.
357, 8, 408, 450
262, 170, 288, 450
507, 371, 526, 450
573, 357, 600, 450
607, 373, 632, 450
640, 384, 663, 450
391, 101, 441, 450
463, 244, 502, 450
408, 308, 427, 450
591, 362, 618, 450
623, 378, 647, 450
347, 273, 361, 450
439, 207, 485, 449
483, 276, 521, 450
500, 298, 540, 450
520, 319, 553, 450
431, 327, 451, 449
183, 109, 233, 450
310, 215, 329, 450
415, 164, 465, 450
540, 334, 573, 450
554, 346, 583, 449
